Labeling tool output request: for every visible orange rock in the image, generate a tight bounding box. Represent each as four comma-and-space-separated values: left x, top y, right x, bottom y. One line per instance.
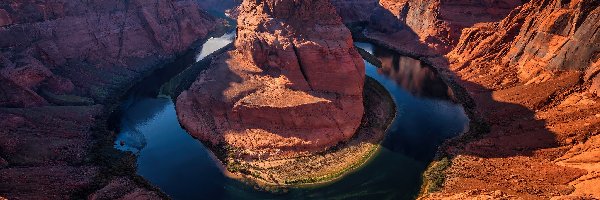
177, 0, 365, 159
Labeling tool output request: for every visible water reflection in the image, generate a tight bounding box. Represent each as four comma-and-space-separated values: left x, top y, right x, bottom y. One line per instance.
113, 37, 469, 199
355, 42, 468, 161
196, 31, 236, 61
375, 48, 451, 100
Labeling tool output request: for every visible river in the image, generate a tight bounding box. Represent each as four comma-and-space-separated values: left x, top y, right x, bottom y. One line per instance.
113, 34, 469, 200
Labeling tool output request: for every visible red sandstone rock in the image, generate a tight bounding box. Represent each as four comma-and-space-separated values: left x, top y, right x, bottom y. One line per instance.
0, 165, 99, 199
331, 0, 522, 54
0, 0, 219, 199
421, 0, 600, 199
88, 177, 162, 200
0, 76, 48, 108
0, 9, 11, 26
0, 0, 218, 104
177, 0, 365, 159
449, 0, 600, 87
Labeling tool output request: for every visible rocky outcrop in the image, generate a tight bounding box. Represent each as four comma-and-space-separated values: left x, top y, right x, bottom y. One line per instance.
0, 0, 219, 199
0, 0, 218, 106
330, 0, 379, 24
173, 0, 398, 187
421, 0, 600, 199
331, 0, 521, 54
177, 0, 365, 160
449, 0, 600, 89
380, 0, 521, 53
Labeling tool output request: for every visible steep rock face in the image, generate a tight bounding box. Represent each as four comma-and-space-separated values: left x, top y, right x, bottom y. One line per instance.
0, 0, 218, 199
331, 0, 521, 53
0, 0, 217, 107
379, 0, 521, 53
330, 0, 379, 24
449, 0, 600, 89
423, 0, 600, 199
177, 0, 365, 159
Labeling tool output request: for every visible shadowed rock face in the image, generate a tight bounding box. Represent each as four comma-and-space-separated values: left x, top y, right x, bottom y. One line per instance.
177, 0, 365, 159
331, 0, 522, 53
0, 0, 218, 107
0, 0, 218, 199
422, 0, 600, 199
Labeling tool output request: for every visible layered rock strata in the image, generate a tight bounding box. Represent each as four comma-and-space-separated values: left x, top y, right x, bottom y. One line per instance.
0, 0, 218, 198
421, 0, 600, 198
331, 0, 522, 54
176, 0, 392, 185
178, 0, 365, 160
0, 0, 217, 106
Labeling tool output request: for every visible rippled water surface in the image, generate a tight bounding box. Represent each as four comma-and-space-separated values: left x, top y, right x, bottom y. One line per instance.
114, 36, 469, 199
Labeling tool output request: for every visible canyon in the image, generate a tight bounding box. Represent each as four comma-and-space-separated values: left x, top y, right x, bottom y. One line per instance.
0, 0, 221, 199
176, 0, 395, 186
0, 0, 599, 199
333, 0, 600, 198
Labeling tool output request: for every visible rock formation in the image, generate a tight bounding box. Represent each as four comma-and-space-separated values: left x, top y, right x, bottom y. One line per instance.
0, 0, 217, 107
177, 0, 365, 159
173, 0, 395, 186
332, 0, 522, 54
332, 0, 599, 198
449, 0, 600, 89
421, 0, 600, 198
0, 0, 219, 198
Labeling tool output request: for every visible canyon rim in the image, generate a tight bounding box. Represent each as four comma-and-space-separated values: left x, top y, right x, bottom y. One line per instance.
0, 0, 599, 199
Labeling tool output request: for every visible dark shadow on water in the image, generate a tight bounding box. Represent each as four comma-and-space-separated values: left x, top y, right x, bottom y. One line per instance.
350, 2, 557, 161
111, 2, 558, 199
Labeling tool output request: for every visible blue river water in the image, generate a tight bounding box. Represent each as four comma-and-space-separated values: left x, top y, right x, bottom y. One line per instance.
114, 35, 469, 200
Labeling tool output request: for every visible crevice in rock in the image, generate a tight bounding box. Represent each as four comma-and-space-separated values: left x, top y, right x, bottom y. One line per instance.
292, 43, 313, 90
117, 0, 131, 59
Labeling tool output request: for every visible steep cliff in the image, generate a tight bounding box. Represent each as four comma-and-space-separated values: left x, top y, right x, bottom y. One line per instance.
449, 0, 600, 89
176, 0, 394, 185
0, 0, 217, 107
422, 0, 600, 198
178, 0, 365, 159
0, 0, 219, 199
332, 0, 522, 54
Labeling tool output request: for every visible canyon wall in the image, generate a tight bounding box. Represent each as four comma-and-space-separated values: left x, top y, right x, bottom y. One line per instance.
0, 0, 218, 107
332, 0, 522, 53
332, 0, 599, 198
177, 0, 365, 159
0, 0, 219, 199
449, 0, 600, 92
424, 0, 600, 198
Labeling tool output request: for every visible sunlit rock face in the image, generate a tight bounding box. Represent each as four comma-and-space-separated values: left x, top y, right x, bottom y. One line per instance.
0, 0, 217, 107
449, 0, 600, 88
177, 0, 365, 159
331, 0, 522, 54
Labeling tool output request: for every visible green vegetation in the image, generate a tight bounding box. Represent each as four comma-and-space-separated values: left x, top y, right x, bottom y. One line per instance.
284, 144, 379, 185
422, 157, 452, 194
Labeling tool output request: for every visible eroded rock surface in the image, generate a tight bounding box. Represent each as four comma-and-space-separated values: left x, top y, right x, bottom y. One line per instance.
174, 0, 389, 186
0, 0, 219, 198
178, 0, 365, 159
421, 0, 600, 199
331, 0, 522, 54
0, 0, 217, 106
